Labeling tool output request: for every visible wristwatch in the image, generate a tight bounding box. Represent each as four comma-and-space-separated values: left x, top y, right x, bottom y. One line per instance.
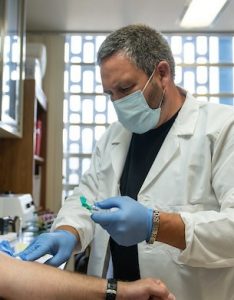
106, 278, 117, 300
148, 209, 160, 244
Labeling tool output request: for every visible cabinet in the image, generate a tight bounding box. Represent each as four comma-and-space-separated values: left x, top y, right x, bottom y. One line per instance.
0, 79, 47, 209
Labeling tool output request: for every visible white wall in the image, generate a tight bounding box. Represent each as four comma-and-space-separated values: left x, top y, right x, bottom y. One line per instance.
27, 33, 65, 213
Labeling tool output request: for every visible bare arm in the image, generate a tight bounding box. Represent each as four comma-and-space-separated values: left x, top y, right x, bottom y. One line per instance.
0, 253, 175, 300
157, 212, 186, 250
0, 253, 105, 300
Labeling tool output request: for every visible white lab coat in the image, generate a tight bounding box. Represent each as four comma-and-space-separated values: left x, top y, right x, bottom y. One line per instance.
52, 92, 234, 300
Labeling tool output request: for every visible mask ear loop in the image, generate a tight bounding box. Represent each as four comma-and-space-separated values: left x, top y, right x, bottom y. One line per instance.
158, 89, 165, 108
142, 69, 156, 94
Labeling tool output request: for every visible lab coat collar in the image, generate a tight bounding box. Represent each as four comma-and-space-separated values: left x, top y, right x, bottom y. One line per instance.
141, 91, 200, 193
174, 91, 200, 136
110, 125, 132, 182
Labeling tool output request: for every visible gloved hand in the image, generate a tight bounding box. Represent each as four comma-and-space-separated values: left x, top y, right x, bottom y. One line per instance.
0, 240, 15, 256
17, 230, 77, 266
91, 196, 153, 246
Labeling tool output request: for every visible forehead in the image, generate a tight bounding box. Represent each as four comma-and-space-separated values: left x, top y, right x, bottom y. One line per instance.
100, 53, 144, 85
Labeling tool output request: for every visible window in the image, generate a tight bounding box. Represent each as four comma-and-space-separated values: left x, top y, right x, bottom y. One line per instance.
63, 34, 117, 199
167, 34, 234, 104
63, 33, 234, 199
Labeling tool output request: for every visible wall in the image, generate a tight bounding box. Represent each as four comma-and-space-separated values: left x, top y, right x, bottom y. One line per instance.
27, 33, 65, 213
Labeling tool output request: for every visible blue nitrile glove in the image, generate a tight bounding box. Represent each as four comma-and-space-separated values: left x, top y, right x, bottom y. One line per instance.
0, 240, 15, 256
17, 230, 77, 266
91, 196, 153, 246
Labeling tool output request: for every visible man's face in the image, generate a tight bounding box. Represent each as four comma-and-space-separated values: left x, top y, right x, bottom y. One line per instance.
100, 53, 162, 108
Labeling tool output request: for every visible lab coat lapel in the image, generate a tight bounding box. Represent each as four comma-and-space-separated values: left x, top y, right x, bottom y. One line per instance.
140, 92, 200, 193
110, 126, 132, 181
140, 128, 180, 191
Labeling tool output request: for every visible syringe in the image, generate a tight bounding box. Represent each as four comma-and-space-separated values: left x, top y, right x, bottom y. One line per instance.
80, 196, 117, 213
80, 196, 105, 212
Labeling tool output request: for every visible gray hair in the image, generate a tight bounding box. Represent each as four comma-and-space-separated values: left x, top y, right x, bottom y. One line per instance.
97, 24, 175, 79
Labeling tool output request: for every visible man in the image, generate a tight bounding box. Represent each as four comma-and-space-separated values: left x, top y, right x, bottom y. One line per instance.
0, 252, 175, 300
19, 24, 234, 300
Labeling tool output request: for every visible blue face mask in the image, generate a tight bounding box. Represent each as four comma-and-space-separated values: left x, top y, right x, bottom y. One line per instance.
113, 70, 164, 134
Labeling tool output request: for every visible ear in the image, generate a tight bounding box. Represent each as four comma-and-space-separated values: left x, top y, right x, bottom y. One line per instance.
156, 61, 171, 80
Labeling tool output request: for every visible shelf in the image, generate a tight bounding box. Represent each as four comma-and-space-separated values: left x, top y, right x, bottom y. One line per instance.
0, 79, 48, 209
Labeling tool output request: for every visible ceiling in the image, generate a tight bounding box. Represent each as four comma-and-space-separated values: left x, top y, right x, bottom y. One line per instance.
26, 0, 234, 33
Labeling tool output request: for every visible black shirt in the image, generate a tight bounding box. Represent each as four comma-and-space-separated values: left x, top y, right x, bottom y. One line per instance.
110, 111, 179, 281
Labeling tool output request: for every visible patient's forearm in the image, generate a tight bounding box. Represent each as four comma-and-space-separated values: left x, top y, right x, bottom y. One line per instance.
0, 253, 175, 300
0, 253, 105, 300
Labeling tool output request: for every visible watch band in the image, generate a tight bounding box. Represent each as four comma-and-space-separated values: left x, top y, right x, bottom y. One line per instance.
106, 278, 117, 300
148, 209, 160, 244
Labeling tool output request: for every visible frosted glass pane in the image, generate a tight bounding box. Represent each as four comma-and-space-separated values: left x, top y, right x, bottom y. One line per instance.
209, 67, 219, 93
96, 85, 104, 93
196, 57, 207, 63
69, 143, 79, 153
83, 71, 94, 93
69, 113, 80, 123
171, 36, 182, 55
69, 173, 79, 185
174, 56, 182, 64
82, 128, 93, 152
64, 42, 69, 63
184, 43, 195, 64
209, 37, 219, 63
71, 36, 82, 54
70, 95, 81, 112
196, 36, 207, 55
69, 157, 79, 170
71, 65, 81, 83
184, 71, 195, 93
64, 71, 68, 93
83, 42, 94, 63
95, 114, 106, 123
196, 86, 208, 94
175, 66, 182, 84
197, 67, 208, 84
71, 56, 81, 63
82, 158, 91, 174
95, 95, 106, 112
69, 125, 80, 141
70, 84, 81, 93
82, 99, 93, 123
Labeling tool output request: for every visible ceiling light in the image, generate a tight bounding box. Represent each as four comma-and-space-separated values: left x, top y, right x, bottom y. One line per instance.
180, 0, 228, 28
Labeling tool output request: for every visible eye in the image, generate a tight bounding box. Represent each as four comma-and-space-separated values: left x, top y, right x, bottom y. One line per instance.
119, 85, 133, 94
